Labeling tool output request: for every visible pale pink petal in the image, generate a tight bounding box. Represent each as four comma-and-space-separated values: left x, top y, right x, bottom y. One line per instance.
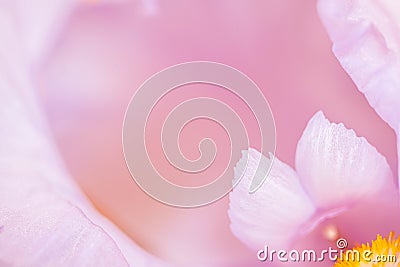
0, 87, 168, 266
228, 149, 315, 250
398, 127, 400, 187
4, 0, 135, 65
295, 111, 395, 209
317, 0, 400, 130
0, 8, 168, 267
0, 0, 76, 65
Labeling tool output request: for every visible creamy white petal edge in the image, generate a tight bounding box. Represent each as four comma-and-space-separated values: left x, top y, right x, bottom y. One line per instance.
0, 5, 169, 267
229, 112, 396, 251
295, 111, 395, 209
317, 0, 400, 131
228, 149, 315, 250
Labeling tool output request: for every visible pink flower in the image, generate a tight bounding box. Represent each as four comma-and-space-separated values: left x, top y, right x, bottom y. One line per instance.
0, 1, 169, 266
0, 88, 170, 266
229, 111, 400, 266
317, 0, 400, 183
1, 0, 399, 266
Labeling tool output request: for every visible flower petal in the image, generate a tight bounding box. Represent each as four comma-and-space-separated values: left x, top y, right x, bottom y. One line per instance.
13, 0, 75, 64
295, 111, 395, 209
0, 9, 168, 267
228, 149, 315, 250
317, 0, 400, 130
398, 126, 400, 187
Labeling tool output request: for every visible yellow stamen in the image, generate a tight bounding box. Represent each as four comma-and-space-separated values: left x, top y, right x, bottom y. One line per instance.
335, 232, 400, 267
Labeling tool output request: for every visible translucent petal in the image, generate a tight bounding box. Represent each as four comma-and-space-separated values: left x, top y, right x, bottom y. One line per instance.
0, 9, 168, 267
229, 149, 315, 250
318, 0, 400, 130
295, 111, 395, 209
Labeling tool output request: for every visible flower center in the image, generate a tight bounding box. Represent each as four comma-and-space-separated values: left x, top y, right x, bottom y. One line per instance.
334, 232, 400, 267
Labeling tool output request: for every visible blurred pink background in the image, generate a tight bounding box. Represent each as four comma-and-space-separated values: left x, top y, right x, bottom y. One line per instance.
32, 1, 397, 266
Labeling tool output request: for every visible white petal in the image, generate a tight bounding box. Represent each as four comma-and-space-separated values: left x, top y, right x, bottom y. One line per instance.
0, 0, 76, 65
0, 10, 168, 267
229, 149, 315, 250
317, 0, 400, 130
295, 111, 395, 209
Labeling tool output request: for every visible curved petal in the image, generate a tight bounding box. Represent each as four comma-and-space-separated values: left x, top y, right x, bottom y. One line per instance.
13, 0, 75, 64
5, 0, 135, 65
317, 0, 400, 130
0, 9, 168, 267
398, 127, 400, 188
228, 149, 315, 250
295, 111, 395, 209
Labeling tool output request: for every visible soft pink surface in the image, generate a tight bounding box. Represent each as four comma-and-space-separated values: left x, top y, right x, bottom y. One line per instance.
317, 0, 400, 189
0, 3, 171, 265
229, 113, 400, 267
12, 0, 397, 266
318, 0, 400, 131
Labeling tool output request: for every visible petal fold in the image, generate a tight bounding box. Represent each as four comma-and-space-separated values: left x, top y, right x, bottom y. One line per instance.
229, 149, 315, 250
317, 0, 400, 130
0, 8, 169, 267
